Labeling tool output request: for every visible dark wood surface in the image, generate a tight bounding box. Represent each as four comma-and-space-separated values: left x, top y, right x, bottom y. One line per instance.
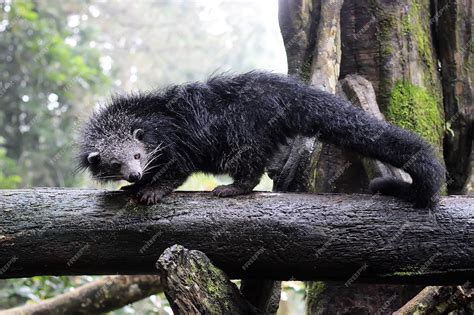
0, 189, 472, 283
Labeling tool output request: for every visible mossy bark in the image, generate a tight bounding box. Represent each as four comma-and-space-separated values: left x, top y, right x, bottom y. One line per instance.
157, 245, 258, 315
341, 0, 446, 153
387, 80, 444, 156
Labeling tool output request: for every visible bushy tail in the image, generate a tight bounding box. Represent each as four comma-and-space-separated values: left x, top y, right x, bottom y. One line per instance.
298, 90, 445, 208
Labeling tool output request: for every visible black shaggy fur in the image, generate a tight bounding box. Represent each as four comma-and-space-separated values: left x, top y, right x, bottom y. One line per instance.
78, 71, 445, 207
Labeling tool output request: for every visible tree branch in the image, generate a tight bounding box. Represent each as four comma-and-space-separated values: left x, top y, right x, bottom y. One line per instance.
394, 281, 473, 314
0, 189, 472, 283
0, 275, 161, 315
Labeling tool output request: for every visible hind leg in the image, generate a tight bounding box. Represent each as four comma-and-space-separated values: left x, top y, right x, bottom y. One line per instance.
213, 165, 264, 197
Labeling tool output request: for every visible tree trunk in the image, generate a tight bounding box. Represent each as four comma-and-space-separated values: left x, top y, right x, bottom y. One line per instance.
0, 189, 472, 283
276, 0, 472, 313
435, 0, 474, 194
240, 279, 282, 314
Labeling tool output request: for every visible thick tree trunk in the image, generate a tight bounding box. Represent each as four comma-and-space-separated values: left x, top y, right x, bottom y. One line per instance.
340, 0, 445, 153
0, 189, 472, 283
306, 75, 424, 314
435, 0, 474, 194
278, 0, 466, 313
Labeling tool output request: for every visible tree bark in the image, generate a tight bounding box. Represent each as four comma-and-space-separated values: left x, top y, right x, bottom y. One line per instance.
306, 75, 424, 314
394, 281, 474, 314
240, 279, 282, 314
0, 189, 472, 283
340, 0, 445, 155
435, 0, 474, 194
0, 275, 162, 315
272, 0, 321, 192
157, 245, 257, 315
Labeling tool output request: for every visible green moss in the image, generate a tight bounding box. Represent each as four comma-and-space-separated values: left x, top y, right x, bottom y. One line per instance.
305, 281, 327, 315
387, 81, 444, 152
300, 59, 313, 82
402, 1, 438, 90
307, 281, 326, 297
186, 255, 235, 313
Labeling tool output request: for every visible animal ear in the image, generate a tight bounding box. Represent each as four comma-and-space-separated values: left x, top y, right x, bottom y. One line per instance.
87, 152, 100, 164
133, 128, 144, 141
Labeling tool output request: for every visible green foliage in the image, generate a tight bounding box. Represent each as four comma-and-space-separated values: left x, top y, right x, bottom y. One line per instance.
0, 0, 109, 187
387, 81, 444, 152
0, 138, 21, 188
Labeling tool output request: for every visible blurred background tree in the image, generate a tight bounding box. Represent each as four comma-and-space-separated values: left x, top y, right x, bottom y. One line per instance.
0, 0, 109, 187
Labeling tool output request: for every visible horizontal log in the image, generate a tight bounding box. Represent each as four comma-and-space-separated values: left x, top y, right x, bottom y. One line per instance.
0, 189, 472, 284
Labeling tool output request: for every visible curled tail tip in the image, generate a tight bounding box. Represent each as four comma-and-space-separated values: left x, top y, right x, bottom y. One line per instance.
369, 177, 440, 209
369, 177, 412, 198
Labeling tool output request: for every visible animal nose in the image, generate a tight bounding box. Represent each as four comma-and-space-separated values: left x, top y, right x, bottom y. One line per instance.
128, 172, 141, 182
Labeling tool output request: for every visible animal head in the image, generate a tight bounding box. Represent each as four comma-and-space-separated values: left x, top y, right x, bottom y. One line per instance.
78, 92, 187, 183
77, 95, 161, 183
80, 125, 147, 183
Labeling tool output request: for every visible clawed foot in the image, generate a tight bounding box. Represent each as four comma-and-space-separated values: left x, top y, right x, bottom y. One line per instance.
212, 184, 251, 197
137, 187, 169, 205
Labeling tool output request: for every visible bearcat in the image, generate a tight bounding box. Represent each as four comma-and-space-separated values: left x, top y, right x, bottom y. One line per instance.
78, 71, 445, 208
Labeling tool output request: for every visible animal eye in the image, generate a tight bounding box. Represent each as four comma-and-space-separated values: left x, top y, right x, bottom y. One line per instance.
133, 129, 144, 141
87, 152, 100, 164
111, 162, 121, 169
134, 153, 141, 160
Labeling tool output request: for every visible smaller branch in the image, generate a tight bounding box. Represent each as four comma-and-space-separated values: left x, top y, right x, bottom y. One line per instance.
157, 244, 258, 315
393, 282, 473, 315
0, 275, 162, 315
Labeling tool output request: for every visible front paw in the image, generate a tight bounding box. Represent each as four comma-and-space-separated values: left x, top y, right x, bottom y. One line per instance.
212, 184, 249, 197
137, 187, 168, 205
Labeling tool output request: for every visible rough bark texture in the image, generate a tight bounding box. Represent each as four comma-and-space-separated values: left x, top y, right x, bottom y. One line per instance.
435, 0, 474, 194
157, 245, 257, 315
240, 279, 282, 314
394, 281, 474, 314
0, 189, 472, 283
340, 0, 445, 155
278, 0, 320, 80
309, 0, 343, 92
273, 0, 321, 192
0, 275, 162, 315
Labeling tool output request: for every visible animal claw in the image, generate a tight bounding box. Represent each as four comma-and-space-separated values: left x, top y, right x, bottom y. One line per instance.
212, 184, 249, 197
137, 188, 166, 205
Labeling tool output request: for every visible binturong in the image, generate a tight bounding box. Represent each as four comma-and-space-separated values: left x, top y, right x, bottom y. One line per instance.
78, 71, 445, 207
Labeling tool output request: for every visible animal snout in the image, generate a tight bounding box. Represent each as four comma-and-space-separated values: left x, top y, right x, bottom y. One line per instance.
128, 172, 141, 182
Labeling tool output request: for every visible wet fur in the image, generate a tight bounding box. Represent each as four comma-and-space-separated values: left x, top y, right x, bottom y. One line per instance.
79, 71, 445, 207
